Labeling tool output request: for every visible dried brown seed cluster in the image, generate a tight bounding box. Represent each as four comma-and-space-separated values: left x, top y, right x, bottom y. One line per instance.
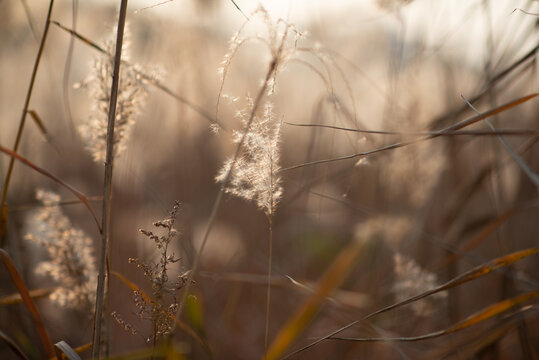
114, 201, 190, 341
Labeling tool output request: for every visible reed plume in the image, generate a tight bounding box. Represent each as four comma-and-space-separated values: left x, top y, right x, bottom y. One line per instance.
77, 23, 151, 163
25, 189, 97, 311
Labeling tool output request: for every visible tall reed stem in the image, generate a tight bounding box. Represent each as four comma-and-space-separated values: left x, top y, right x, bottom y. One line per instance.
92, 1, 128, 357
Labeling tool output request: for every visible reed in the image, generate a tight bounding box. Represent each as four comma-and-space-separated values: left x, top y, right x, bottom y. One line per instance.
0, 1, 537, 359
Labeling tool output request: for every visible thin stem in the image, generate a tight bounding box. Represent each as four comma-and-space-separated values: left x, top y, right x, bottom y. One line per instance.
264, 149, 278, 353
61, 0, 78, 135
431, 43, 538, 130
0, 0, 55, 247
19, 0, 40, 42
170, 55, 281, 338
285, 122, 539, 137
461, 95, 539, 188
264, 217, 273, 353
92, 1, 129, 358
282, 93, 538, 171
170, 18, 290, 348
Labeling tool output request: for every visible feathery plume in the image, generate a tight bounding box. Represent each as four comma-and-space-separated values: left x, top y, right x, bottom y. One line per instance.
392, 252, 447, 317
78, 23, 151, 163
215, 100, 283, 217
25, 189, 97, 310
216, 6, 306, 122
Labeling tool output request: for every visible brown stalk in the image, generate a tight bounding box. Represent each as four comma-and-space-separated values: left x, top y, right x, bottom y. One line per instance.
0, 287, 55, 306
328, 292, 537, 342
0, 145, 101, 232
0, 249, 55, 359
92, 1, 129, 358
0, 0, 55, 246
265, 240, 364, 360
281, 248, 539, 358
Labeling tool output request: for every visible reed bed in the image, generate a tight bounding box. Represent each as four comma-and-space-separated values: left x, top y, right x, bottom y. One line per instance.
0, 1, 537, 359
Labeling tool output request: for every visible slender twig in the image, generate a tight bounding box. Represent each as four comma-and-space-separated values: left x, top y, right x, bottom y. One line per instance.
512, 8, 539, 16
0, 0, 55, 246
92, 1, 128, 358
285, 122, 539, 137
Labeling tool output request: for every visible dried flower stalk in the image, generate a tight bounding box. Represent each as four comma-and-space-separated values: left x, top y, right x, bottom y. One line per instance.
114, 201, 189, 343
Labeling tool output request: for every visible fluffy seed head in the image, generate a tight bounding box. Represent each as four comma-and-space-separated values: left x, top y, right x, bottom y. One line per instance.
216, 100, 283, 217
78, 23, 151, 163
25, 189, 97, 310
392, 252, 447, 317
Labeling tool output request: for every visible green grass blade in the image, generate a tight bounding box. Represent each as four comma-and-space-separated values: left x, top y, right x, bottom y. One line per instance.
0, 330, 30, 360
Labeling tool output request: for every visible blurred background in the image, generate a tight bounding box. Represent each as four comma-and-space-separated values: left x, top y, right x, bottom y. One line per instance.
0, 0, 538, 358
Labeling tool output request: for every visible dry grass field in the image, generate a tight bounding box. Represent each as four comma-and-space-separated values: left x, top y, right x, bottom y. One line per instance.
0, 0, 538, 359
